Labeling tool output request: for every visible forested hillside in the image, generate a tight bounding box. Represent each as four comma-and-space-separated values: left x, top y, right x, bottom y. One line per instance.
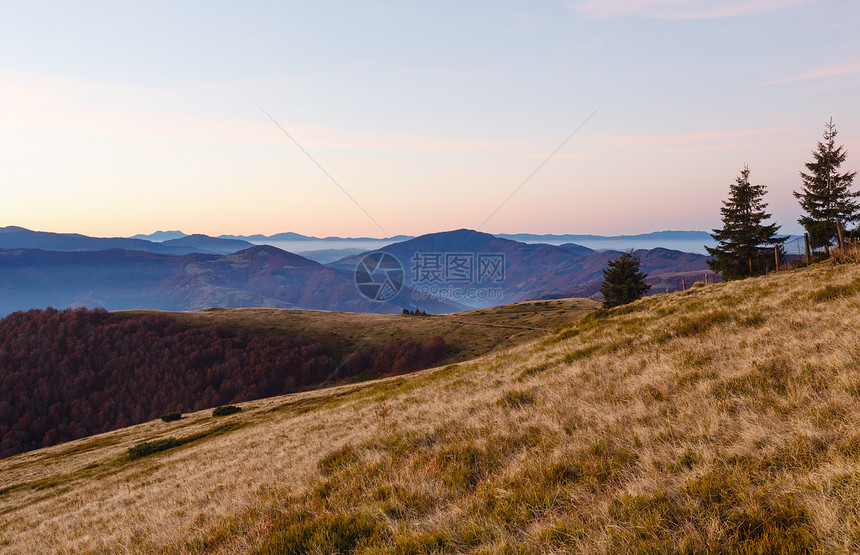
0, 308, 447, 457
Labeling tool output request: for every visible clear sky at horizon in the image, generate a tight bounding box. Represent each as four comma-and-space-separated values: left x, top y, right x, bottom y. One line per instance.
1, 1, 858, 238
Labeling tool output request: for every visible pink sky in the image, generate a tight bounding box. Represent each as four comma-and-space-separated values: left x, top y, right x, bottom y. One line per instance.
1, 1, 858, 238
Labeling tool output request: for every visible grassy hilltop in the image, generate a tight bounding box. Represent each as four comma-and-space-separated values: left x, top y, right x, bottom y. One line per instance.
118, 297, 599, 364
2, 261, 860, 553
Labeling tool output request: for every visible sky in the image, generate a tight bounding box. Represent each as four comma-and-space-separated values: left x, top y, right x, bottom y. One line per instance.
1, 0, 859, 238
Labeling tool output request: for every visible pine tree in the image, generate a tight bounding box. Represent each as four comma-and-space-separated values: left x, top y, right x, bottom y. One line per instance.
706, 164, 785, 280
600, 251, 651, 308
794, 118, 859, 253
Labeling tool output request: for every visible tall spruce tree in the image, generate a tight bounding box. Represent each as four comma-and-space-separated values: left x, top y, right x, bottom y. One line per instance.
600, 250, 650, 308
706, 164, 785, 280
794, 118, 859, 253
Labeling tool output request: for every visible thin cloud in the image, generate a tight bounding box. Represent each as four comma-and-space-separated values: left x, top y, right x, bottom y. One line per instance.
765, 62, 860, 85
573, 0, 811, 20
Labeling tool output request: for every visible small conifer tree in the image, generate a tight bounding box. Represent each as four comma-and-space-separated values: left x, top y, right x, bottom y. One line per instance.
600, 251, 650, 308
707, 164, 785, 280
794, 119, 859, 253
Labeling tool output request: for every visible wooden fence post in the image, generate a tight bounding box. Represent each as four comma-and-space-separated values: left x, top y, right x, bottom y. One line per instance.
774, 245, 779, 271
804, 233, 811, 263
837, 219, 846, 250
682, 279, 687, 291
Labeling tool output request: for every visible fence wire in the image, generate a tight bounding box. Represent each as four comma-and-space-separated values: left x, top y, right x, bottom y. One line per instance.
782, 237, 806, 263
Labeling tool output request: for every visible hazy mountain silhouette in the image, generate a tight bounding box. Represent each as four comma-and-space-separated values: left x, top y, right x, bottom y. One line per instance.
0, 228, 714, 315
219, 232, 415, 242
0, 245, 462, 316
131, 229, 726, 255
557, 243, 597, 256
330, 229, 712, 307
0, 226, 200, 255
498, 231, 716, 254
162, 234, 255, 254
2, 227, 261, 256
130, 230, 187, 241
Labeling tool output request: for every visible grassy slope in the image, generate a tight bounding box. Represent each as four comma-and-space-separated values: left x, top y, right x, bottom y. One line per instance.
116, 298, 599, 365
2, 262, 860, 553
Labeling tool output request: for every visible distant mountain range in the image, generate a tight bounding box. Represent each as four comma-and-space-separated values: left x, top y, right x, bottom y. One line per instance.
0, 226, 201, 255
221, 232, 415, 243
497, 231, 717, 254
328, 229, 715, 308
130, 230, 187, 241
132, 230, 413, 243
130, 229, 724, 254
1, 226, 251, 256
160, 234, 255, 255
0, 226, 716, 315
0, 244, 459, 316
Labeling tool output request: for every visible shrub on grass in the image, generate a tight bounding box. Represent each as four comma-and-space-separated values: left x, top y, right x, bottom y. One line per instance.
126, 423, 244, 461
160, 412, 182, 422
213, 405, 241, 417
128, 438, 182, 460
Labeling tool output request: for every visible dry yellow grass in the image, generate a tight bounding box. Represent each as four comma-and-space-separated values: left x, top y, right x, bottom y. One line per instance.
2, 261, 860, 553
